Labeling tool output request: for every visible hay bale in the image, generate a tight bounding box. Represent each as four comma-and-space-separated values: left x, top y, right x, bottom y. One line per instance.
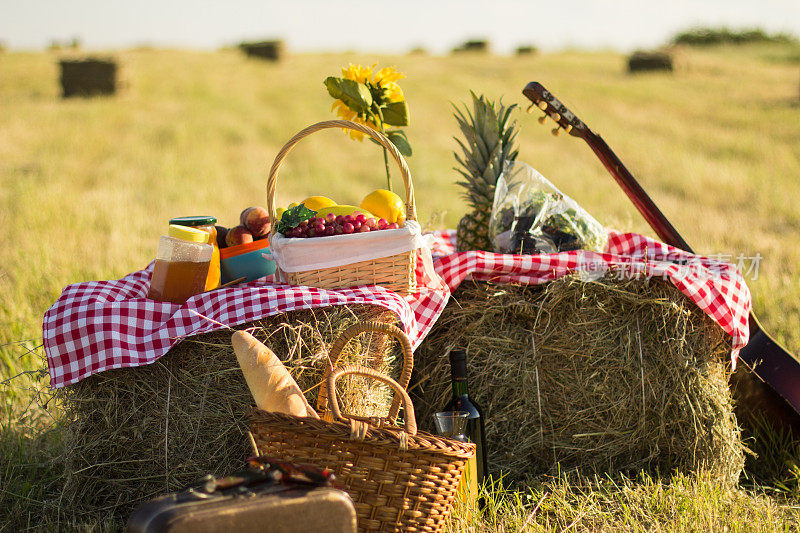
239, 40, 284, 61
516, 45, 537, 55
453, 40, 490, 53
59, 57, 117, 98
628, 50, 674, 73
56, 304, 399, 520
413, 276, 744, 486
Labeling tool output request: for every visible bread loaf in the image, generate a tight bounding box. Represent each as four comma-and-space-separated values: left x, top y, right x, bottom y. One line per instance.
232, 330, 319, 418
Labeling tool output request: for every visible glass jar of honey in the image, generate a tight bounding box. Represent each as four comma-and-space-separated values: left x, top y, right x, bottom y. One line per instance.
169, 216, 221, 290
147, 225, 213, 304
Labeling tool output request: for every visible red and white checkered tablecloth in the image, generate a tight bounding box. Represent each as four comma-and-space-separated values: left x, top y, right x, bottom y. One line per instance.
43, 230, 751, 389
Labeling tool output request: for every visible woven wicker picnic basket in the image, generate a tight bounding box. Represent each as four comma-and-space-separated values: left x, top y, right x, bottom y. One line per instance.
266, 120, 419, 294
250, 364, 475, 533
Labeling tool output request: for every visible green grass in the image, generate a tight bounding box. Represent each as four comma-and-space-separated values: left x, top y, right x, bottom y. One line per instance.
2, 44, 800, 529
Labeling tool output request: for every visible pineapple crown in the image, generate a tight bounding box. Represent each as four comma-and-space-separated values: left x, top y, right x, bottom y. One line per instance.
452, 92, 520, 211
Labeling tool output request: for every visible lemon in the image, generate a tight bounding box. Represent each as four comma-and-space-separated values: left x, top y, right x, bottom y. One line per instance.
301, 196, 336, 211
361, 189, 405, 224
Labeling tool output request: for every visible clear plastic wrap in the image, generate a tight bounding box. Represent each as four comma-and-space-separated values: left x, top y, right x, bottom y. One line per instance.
489, 161, 608, 255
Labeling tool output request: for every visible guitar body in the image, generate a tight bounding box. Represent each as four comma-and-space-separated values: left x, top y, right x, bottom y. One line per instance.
522, 82, 800, 431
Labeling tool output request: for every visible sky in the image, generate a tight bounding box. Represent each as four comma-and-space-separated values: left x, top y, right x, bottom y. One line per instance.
1, 0, 799, 54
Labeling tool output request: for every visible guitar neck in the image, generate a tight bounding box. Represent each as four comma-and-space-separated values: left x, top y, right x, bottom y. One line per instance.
583, 131, 694, 254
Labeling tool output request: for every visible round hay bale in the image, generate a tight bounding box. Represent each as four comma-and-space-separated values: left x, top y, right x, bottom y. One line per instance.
55, 304, 399, 520
413, 275, 744, 486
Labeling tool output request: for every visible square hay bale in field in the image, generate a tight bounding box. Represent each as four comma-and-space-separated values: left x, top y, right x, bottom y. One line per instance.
55, 304, 400, 520
239, 40, 284, 61
58, 57, 117, 97
413, 275, 744, 486
627, 50, 674, 73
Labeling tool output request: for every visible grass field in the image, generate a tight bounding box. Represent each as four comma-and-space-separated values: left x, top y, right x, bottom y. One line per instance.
2, 43, 800, 530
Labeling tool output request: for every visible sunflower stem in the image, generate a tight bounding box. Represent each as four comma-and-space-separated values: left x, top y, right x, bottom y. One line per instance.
374, 105, 392, 191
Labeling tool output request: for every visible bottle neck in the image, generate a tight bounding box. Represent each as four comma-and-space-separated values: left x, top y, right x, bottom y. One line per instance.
449, 350, 469, 398
451, 378, 469, 398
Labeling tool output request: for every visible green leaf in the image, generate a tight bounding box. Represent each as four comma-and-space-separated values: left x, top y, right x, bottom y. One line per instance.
387, 130, 412, 157
276, 203, 317, 235
324, 77, 372, 114
381, 101, 410, 126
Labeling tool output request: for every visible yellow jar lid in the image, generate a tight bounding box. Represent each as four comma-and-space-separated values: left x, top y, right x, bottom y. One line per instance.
168, 224, 209, 244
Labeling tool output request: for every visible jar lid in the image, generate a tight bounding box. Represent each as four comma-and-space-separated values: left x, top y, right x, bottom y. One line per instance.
169, 216, 217, 227
168, 224, 210, 244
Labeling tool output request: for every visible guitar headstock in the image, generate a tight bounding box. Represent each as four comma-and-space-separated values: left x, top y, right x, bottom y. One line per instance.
522, 82, 588, 138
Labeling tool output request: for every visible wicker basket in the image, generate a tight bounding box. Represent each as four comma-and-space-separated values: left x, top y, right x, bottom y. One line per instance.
251, 365, 475, 533
266, 120, 419, 294
315, 320, 414, 421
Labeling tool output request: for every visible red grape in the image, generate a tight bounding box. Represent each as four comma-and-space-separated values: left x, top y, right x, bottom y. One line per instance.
387, 222, 399, 230
306, 227, 316, 237
298, 220, 309, 228
334, 225, 344, 235
314, 223, 325, 234
335, 215, 345, 225
355, 214, 367, 224
343, 215, 354, 224
343, 222, 354, 234
377, 218, 388, 230
365, 218, 378, 229
324, 226, 335, 236
358, 225, 371, 233
325, 213, 336, 224
353, 221, 362, 231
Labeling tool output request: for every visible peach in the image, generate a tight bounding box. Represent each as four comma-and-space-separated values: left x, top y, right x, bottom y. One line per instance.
225, 225, 254, 247
240, 206, 271, 238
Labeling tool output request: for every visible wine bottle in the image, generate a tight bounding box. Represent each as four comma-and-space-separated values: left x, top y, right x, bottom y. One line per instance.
444, 349, 488, 485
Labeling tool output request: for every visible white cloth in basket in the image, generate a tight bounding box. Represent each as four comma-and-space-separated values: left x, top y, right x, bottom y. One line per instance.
269, 220, 432, 273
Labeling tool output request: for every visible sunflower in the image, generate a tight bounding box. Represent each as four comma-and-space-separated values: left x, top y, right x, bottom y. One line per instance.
330, 63, 408, 140
325, 62, 412, 189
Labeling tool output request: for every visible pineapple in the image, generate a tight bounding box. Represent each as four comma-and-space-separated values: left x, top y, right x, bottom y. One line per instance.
453, 92, 520, 252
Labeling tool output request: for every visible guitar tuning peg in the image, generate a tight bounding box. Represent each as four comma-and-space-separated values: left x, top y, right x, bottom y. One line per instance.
550, 113, 561, 122
537, 101, 548, 110
551, 127, 561, 136
526, 103, 536, 114
538, 114, 547, 124
564, 124, 573, 134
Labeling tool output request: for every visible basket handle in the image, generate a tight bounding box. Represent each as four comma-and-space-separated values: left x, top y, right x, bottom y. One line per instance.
328, 365, 417, 436
266, 119, 417, 235
316, 320, 414, 422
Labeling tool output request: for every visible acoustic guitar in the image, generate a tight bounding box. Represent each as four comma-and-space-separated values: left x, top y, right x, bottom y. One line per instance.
522, 81, 800, 419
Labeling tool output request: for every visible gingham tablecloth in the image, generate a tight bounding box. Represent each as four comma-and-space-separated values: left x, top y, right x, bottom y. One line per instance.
43, 230, 751, 389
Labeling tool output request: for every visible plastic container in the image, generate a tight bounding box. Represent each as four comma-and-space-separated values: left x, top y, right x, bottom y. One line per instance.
147, 225, 213, 304
219, 239, 275, 284
169, 216, 221, 291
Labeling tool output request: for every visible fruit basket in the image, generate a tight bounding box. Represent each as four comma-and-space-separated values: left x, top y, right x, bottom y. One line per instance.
267, 120, 420, 294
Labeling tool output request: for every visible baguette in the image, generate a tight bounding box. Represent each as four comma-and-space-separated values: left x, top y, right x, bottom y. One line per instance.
232, 330, 319, 419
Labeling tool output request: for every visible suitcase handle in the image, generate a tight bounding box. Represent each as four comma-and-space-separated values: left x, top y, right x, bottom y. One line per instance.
327, 365, 417, 436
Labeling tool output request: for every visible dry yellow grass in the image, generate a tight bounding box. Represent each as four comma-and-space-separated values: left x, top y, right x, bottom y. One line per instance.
1, 43, 799, 530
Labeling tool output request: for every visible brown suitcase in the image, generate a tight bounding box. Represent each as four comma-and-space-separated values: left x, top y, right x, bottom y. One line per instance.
126, 459, 357, 533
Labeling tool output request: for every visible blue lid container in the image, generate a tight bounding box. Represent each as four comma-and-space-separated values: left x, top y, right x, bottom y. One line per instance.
219, 239, 275, 284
